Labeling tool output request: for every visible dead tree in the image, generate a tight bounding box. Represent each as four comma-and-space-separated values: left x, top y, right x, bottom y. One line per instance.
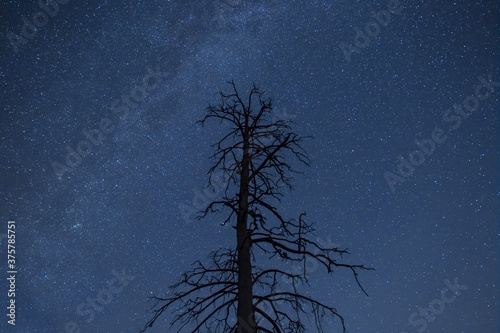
141, 80, 373, 333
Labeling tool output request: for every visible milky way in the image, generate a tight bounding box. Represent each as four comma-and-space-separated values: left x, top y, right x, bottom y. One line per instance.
0, 1, 498, 332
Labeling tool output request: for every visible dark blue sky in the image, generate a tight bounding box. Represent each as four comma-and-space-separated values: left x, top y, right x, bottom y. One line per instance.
0, 1, 498, 332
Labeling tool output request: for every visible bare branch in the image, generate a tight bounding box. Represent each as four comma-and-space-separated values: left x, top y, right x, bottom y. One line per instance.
142, 81, 372, 333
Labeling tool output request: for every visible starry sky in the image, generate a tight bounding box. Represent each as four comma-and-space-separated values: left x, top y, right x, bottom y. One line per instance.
0, 0, 498, 332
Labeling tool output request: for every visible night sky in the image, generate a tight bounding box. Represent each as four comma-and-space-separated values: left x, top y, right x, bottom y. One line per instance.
0, 1, 498, 332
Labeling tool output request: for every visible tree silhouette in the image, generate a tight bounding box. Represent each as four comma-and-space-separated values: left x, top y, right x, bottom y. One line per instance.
142, 81, 373, 332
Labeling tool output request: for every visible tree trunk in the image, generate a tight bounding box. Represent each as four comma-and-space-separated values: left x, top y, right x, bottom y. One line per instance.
236, 126, 256, 332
